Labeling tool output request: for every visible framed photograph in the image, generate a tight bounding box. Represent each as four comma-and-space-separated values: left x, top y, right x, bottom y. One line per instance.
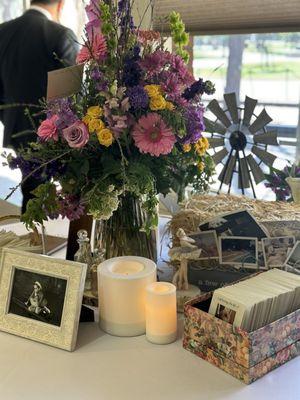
219, 236, 258, 268
0, 248, 86, 351
199, 209, 268, 240
262, 236, 295, 269
189, 230, 219, 259
285, 241, 300, 270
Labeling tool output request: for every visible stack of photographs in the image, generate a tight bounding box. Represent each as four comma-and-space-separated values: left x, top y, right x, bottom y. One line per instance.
186, 209, 298, 271
196, 209, 268, 269
209, 269, 300, 332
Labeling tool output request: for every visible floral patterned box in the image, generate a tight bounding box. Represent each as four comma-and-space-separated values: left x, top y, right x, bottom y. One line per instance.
183, 292, 300, 384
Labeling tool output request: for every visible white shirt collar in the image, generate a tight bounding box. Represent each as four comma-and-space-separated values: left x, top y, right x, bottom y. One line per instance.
29, 5, 53, 21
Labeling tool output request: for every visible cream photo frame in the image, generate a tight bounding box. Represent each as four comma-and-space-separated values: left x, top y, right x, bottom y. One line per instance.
0, 248, 86, 351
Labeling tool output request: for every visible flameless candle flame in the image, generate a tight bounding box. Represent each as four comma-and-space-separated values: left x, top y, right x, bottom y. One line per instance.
112, 261, 145, 275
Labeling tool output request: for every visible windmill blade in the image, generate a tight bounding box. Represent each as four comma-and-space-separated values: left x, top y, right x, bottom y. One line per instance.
219, 154, 236, 185
246, 154, 265, 184
224, 92, 239, 124
238, 157, 250, 189
252, 145, 276, 166
207, 137, 225, 148
243, 96, 257, 127
248, 109, 273, 134
203, 117, 227, 135
212, 148, 229, 165
253, 131, 279, 146
207, 99, 231, 128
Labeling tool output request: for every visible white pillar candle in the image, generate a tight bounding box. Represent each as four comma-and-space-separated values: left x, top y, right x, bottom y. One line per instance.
98, 256, 156, 337
146, 282, 177, 345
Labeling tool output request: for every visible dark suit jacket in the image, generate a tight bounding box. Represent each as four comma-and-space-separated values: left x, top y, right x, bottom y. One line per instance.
0, 9, 78, 149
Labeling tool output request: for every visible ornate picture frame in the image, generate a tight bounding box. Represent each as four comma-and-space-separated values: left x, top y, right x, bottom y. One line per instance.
0, 248, 86, 351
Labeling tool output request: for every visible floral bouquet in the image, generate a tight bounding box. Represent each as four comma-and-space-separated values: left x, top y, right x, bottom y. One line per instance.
6, 0, 215, 258
265, 163, 300, 201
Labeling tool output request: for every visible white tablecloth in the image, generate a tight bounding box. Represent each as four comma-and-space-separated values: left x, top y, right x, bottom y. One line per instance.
0, 318, 298, 400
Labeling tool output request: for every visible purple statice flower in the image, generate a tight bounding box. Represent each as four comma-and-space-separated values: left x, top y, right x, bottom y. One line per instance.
183, 78, 216, 101
90, 67, 108, 91
181, 104, 205, 144
47, 98, 78, 130
58, 195, 85, 221
126, 85, 149, 110
8, 155, 42, 179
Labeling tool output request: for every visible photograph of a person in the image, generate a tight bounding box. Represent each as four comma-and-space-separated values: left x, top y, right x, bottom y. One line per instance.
199, 210, 268, 240
215, 304, 236, 324
285, 241, 300, 270
9, 268, 67, 327
262, 236, 295, 268
189, 231, 219, 259
220, 237, 258, 267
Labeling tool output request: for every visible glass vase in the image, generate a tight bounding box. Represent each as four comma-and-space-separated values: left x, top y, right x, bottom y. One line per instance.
93, 194, 157, 262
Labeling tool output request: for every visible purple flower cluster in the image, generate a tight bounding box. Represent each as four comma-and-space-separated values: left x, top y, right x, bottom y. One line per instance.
182, 105, 205, 144
127, 86, 149, 110
91, 67, 108, 91
122, 46, 142, 87
48, 98, 78, 131
58, 194, 85, 221
118, 0, 135, 31
183, 79, 216, 101
8, 156, 41, 179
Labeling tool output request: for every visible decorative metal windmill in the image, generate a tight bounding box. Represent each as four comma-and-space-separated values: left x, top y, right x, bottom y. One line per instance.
204, 93, 279, 198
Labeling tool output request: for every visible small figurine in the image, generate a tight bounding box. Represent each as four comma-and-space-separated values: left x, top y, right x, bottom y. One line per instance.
169, 228, 202, 291
91, 247, 106, 297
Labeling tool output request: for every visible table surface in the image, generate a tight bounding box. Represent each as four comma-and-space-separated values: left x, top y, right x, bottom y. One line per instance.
1, 218, 300, 400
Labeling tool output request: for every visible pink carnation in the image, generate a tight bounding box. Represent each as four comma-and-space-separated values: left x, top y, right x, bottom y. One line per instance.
76, 34, 107, 64
132, 113, 176, 157
63, 121, 89, 149
37, 115, 59, 142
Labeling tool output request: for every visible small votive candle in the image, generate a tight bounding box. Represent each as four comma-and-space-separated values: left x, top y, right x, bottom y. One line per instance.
146, 282, 177, 345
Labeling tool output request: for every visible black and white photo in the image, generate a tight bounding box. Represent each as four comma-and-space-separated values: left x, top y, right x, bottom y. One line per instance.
199, 210, 268, 240
220, 237, 258, 267
262, 237, 295, 269
189, 230, 219, 259
9, 269, 67, 327
285, 241, 300, 270
0, 249, 86, 351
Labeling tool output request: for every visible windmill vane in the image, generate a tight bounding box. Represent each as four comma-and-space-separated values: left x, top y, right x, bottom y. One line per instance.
205, 93, 279, 199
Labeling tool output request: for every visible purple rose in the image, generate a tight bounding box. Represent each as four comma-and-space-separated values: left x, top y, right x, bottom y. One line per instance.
63, 121, 89, 149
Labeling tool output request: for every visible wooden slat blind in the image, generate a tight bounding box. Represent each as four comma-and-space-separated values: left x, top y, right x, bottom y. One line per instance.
153, 0, 300, 34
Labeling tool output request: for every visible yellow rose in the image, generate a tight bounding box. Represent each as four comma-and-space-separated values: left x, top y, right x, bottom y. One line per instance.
97, 128, 113, 147
165, 101, 175, 111
88, 118, 105, 133
197, 161, 205, 172
195, 137, 210, 156
144, 84, 161, 98
87, 106, 103, 119
150, 95, 167, 111
82, 115, 91, 125
183, 144, 191, 153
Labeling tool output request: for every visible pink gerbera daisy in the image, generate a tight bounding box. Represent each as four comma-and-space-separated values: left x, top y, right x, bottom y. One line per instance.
132, 113, 176, 157
76, 33, 107, 64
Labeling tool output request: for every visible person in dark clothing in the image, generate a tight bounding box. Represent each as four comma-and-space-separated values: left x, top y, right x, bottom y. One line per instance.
0, 0, 78, 213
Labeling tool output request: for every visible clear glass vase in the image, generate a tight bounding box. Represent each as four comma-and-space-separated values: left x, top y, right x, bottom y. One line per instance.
93, 195, 157, 262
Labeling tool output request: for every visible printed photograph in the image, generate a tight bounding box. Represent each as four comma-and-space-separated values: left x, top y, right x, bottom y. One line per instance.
262, 236, 295, 268
220, 237, 258, 267
215, 304, 236, 324
199, 210, 268, 240
189, 230, 219, 259
285, 241, 300, 269
9, 268, 67, 327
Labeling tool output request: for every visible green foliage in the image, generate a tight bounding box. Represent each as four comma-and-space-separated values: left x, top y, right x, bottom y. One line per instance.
21, 182, 59, 229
